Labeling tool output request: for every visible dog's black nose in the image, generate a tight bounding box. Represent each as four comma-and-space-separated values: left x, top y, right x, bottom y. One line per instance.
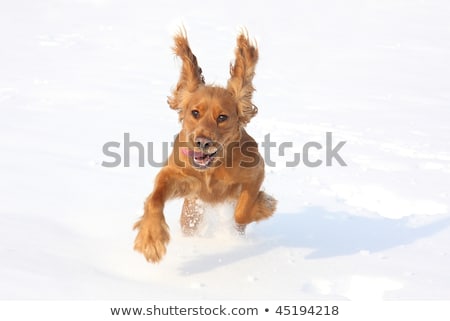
195, 137, 213, 149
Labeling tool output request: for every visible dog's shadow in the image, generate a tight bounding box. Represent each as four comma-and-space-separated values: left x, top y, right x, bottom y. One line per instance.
179, 207, 450, 274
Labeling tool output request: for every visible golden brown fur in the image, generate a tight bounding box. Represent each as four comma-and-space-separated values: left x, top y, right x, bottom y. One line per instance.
133, 29, 276, 263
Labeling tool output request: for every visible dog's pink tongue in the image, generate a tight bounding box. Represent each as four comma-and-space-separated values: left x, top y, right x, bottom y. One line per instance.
180, 147, 204, 158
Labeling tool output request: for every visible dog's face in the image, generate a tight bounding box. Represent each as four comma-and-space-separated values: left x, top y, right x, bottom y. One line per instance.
168, 31, 259, 170
179, 87, 240, 169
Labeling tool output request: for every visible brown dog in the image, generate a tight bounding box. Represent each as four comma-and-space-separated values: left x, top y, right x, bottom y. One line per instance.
133, 29, 276, 263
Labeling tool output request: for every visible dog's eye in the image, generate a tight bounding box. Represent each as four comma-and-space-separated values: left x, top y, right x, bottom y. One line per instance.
217, 114, 228, 123
191, 110, 200, 119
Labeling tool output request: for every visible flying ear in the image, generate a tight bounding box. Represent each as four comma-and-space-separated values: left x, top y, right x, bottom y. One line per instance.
167, 28, 205, 116
227, 30, 259, 125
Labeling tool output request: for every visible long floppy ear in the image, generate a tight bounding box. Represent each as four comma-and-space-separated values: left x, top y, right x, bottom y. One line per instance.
167, 29, 205, 117
227, 31, 259, 125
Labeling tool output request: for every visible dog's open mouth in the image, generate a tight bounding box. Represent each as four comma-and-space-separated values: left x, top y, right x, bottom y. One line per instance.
180, 148, 218, 169
192, 151, 217, 168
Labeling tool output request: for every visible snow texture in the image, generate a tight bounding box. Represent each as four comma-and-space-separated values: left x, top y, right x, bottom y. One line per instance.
1, 0, 450, 300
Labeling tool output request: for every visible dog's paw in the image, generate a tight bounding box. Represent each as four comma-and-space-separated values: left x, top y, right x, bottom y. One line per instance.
256, 191, 277, 220
133, 218, 170, 263
263, 192, 277, 215
235, 223, 247, 236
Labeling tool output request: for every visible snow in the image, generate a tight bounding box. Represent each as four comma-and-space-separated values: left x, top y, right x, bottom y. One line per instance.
1, 0, 450, 301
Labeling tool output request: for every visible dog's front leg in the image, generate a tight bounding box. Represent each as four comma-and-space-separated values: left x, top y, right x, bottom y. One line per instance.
234, 183, 277, 228
133, 167, 196, 263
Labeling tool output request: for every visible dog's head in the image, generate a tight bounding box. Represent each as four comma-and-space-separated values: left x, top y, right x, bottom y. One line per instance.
167, 29, 259, 170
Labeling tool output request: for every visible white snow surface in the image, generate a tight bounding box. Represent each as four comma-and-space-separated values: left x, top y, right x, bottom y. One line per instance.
1, 0, 450, 300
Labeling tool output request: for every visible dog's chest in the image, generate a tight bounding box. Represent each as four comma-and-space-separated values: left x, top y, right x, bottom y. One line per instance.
197, 170, 240, 203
